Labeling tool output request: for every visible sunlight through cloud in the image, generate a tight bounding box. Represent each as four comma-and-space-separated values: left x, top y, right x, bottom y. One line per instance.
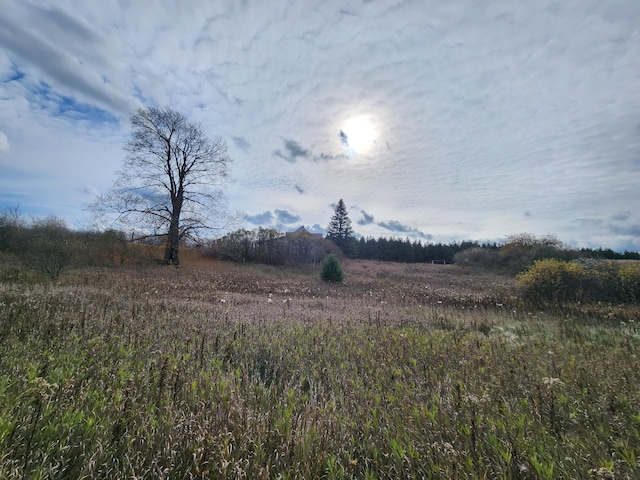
340, 115, 377, 155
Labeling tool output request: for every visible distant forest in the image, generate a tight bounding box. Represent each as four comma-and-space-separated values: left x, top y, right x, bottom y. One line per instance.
353, 236, 640, 264
1, 214, 638, 281
209, 227, 640, 273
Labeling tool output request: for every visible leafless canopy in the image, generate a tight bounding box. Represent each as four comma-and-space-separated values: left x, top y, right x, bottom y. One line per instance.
94, 107, 232, 263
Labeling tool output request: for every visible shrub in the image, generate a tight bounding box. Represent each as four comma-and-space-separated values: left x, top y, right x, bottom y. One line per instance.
518, 258, 640, 307
517, 259, 585, 306
619, 262, 640, 302
571, 258, 621, 303
25, 217, 76, 279
320, 253, 344, 283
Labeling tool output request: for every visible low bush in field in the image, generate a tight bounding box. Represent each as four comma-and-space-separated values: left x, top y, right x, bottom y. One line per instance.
320, 253, 344, 283
518, 258, 640, 307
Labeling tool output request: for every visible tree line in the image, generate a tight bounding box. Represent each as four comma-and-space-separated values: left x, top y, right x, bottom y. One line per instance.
2, 209, 638, 281
353, 234, 639, 272
208, 225, 640, 273
324, 200, 640, 272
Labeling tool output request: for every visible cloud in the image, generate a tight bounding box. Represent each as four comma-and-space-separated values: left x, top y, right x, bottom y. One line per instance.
82, 186, 99, 197
0, 9, 130, 114
274, 209, 300, 225
339, 130, 349, 148
245, 211, 274, 225
32, 4, 102, 43
244, 208, 302, 231
377, 219, 431, 239
313, 152, 348, 162
20, 77, 119, 125
378, 220, 415, 233
609, 223, 640, 237
307, 224, 325, 235
232, 136, 251, 151
611, 211, 631, 222
358, 210, 375, 225
0, 131, 9, 153
573, 218, 604, 228
273, 139, 309, 163
607, 211, 640, 237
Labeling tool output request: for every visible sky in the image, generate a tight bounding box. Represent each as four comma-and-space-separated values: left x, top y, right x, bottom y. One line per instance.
1, 0, 639, 251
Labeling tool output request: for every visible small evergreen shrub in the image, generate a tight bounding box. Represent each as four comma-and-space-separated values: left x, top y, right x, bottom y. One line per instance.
320, 253, 344, 283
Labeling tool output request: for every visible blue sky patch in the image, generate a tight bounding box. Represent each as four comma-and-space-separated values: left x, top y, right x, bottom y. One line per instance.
13, 74, 119, 126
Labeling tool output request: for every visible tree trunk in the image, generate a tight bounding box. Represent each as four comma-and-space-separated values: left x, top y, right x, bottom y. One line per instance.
164, 214, 180, 265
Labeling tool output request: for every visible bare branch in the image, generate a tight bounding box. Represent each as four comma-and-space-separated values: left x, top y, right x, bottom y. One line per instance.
90, 106, 232, 264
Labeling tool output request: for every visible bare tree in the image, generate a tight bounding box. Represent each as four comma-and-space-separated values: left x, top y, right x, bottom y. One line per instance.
94, 107, 231, 265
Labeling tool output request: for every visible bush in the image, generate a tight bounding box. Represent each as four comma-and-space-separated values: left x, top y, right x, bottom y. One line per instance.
571, 258, 620, 303
518, 258, 640, 307
518, 259, 584, 305
320, 253, 344, 283
619, 262, 640, 302
25, 217, 76, 279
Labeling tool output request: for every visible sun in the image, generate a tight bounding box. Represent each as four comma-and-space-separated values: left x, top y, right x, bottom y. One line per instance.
340, 115, 376, 154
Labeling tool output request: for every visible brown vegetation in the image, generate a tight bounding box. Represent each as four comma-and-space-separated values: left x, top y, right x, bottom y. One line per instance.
1, 254, 639, 478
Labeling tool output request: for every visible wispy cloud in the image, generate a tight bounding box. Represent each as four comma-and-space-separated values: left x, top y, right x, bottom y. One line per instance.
232, 136, 251, 152
0, 131, 9, 153
358, 210, 375, 225
274, 209, 300, 225
378, 219, 430, 240
0, 8, 130, 113
313, 152, 348, 162
245, 211, 274, 225
244, 208, 303, 232
307, 224, 325, 235
273, 139, 309, 163
339, 130, 349, 148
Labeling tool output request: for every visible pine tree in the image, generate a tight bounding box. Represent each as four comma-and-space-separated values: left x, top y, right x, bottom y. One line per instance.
320, 253, 344, 283
326, 199, 357, 257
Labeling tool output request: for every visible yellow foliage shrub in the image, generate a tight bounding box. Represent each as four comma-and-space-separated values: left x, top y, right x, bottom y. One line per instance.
517, 259, 585, 305
518, 259, 640, 306
619, 262, 640, 302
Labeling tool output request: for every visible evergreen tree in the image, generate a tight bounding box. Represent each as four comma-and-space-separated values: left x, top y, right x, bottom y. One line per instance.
320, 253, 344, 283
326, 199, 357, 257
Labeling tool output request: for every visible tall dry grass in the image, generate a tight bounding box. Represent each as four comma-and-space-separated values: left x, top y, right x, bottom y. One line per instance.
0, 260, 638, 478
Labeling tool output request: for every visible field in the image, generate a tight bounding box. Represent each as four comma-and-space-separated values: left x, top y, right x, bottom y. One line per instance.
1, 256, 639, 479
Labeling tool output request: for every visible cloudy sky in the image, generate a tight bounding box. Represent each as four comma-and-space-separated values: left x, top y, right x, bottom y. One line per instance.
1, 0, 639, 250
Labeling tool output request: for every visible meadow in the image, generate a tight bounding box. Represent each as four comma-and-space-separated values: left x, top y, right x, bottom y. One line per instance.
1, 253, 639, 479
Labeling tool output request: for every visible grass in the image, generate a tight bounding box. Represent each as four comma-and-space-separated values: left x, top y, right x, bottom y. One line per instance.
0, 258, 639, 478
